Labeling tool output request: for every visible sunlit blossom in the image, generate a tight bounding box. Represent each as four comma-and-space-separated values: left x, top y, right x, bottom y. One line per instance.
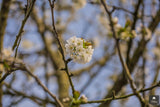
2, 47, 13, 57
65, 36, 94, 64
80, 94, 88, 103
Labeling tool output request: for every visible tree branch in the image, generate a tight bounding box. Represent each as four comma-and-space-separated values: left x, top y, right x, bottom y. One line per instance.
74, 81, 160, 104
0, 0, 12, 106
12, 0, 36, 51
47, 0, 75, 97
100, 0, 147, 106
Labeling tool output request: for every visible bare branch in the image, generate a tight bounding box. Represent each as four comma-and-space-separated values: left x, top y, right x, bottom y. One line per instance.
100, 0, 147, 106
47, 0, 75, 97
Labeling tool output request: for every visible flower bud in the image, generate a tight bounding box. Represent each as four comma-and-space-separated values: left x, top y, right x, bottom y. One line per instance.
112, 17, 118, 24
80, 94, 88, 103
62, 97, 70, 103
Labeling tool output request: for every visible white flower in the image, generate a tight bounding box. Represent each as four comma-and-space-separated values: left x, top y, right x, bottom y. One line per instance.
80, 94, 88, 103
76, 46, 84, 53
76, 39, 83, 47
120, 32, 129, 40
85, 46, 94, 55
65, 36, 94, 64
62, 97, 70, 103
112, 17, 118, 24
65, 44, 74, 53
2, 47, 13, 57
66, 36, 78, 45
115, 24, 122, 29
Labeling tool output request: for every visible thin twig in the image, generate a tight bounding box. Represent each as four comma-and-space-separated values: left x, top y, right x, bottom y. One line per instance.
23, 67, 63, 107
0, 69, 16, 83
12, 0, 36, 51
110, 5, 134, 14
100, 0, 147, 106
47, 0, 75, 96
74, 81, 160, 104
4, 83, 56, 105
0, 59, 63, 106
0, 60, 63, 106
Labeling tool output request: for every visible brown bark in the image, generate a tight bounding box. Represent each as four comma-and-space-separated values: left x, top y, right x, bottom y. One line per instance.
0, 0, 11, 106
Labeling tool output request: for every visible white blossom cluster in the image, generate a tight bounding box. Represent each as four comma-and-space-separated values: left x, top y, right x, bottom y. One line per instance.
65, 36, 94, 64
112, 17, 136, 40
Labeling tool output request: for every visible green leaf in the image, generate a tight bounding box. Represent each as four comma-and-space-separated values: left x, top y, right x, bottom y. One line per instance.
73, 91, 80, 100
83, 41, 87, 49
